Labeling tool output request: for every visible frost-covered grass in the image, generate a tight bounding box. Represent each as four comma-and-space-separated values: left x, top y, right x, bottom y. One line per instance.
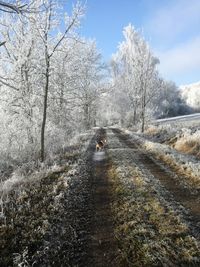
0, 130, 93, 214
0, 129, 94, 182
0, 128, 94, 182
0, 163, 77, 266
0, 130, 93, 266
173, 130, 200, 157
145, 120, 200, 159
109, 163, 200, 266
125, 129, 200, 190
142, 141, 200, 189
0, 129, 93, 226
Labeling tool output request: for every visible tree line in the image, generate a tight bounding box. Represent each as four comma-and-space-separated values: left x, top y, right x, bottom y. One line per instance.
0, 2, 192, 170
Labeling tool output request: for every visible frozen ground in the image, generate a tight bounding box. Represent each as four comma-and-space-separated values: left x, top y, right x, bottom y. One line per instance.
0, 127, 200, 266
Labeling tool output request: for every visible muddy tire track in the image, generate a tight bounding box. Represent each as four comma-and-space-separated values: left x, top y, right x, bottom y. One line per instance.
112, 128, 200, 239
86, 128, 119, 267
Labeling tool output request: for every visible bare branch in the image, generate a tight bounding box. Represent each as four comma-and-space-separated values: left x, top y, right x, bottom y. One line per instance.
0, 77, 19, 91
0, 40, 6, 46
0, 1, 40, 14
0, 1, 27, 13
49, 3, 84, 58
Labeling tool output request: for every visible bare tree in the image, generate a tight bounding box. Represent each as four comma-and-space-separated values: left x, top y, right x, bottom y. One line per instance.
33, 0, 84, 161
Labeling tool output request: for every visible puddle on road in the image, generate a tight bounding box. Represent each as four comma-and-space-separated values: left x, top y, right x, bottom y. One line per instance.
93, 151, 106, 161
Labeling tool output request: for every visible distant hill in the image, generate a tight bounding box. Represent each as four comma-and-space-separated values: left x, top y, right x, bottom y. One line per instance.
180, 82, 200, 110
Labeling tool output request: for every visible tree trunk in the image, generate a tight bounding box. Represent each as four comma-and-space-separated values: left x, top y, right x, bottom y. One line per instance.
141, 86, 146, 132
41, 57, 50, 162
141, 109, 145, 132
84, 104, 90, 130
133, 104, 137, 125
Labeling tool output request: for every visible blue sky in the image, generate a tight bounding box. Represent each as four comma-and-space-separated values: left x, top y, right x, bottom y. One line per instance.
65, 0, 200, 86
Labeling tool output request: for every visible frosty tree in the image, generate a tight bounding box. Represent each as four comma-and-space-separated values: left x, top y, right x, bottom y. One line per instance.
71, 41, 105, 130
0, 0, 104, 165
111, 24, 160, 131
31, 0, 84, 161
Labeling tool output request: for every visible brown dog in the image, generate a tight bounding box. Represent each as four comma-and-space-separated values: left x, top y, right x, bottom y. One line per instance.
96, 139, 107, 152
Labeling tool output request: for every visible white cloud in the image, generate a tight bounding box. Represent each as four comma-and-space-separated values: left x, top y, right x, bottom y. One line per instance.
156, 36, 200, 81
145, 0, 200, 84
147, 0, 200, 42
